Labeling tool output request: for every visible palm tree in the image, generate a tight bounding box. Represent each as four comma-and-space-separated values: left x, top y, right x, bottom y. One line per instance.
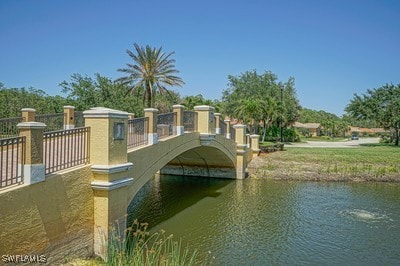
116, 43, 185, 108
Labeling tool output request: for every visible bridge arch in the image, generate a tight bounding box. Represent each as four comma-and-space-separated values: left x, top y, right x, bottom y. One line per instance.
126, 133, 237, 204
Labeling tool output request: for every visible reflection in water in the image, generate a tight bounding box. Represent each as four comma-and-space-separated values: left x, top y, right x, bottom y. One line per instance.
128, 176, 400, 265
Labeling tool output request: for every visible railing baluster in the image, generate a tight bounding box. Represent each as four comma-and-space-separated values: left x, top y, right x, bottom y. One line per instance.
183, 111, 197, 133
42, 127, 90, 175
157, 112, 176, 140
127, 117, 149, 149
0, 136, 25, 189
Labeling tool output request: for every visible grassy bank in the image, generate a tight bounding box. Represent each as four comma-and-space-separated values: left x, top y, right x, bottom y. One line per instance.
248, 144, 400, 182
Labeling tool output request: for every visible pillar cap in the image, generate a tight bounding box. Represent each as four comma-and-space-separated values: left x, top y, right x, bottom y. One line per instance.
144, 108, 159, 113
173, 104, 185, 109
63, 105, 75, 109
224, 119, 231, 123
21, 108, 36, 112
233, 124, 246, 129
214, 113, 221, 116
194, 105, 214, 111
17, 122, 46, 129
250, 134, 260, 138
83, 107, 129, 119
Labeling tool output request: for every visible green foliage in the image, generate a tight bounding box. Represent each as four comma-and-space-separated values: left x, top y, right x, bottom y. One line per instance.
180, 94, 216, 110
221, 70, 301, 141
0, 85, 70, 117
60, 73, 144, 116
107, 220, 206, 266
298, 108, 350, 138
345, 83, 400, 145
116, 43, 185, 108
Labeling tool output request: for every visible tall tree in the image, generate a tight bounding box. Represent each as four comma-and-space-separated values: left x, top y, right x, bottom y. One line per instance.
345, 83, 400, 145
116, 43, 185, 108
60, 73, 144, 115
222, 70, 301, 141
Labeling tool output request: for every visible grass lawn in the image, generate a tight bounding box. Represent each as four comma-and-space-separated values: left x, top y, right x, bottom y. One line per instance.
248, 144, 400, 182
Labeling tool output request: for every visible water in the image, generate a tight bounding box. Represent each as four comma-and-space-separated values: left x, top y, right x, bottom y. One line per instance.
127, 176, 400, 265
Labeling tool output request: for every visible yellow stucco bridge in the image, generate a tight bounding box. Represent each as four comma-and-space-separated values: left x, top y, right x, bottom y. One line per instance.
0, 105, 260, 261
86, 105, 260, 256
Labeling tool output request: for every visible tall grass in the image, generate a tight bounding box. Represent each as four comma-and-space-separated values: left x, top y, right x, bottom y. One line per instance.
107, 220, 205, 266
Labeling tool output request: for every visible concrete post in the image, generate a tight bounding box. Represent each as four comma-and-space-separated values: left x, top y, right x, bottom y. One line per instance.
194, 105, 215, 134
128, 113, 135, 120
83, 107, 134, 259
233, 124, 247, 179
17, 122, 46, 184
144, 108, 158, 145
173, 105, 184, 135
64, 105, 75, 130
214, 113, 221, 134
250, 134, 260, 158
246, 134, 251, 148
21, 108, 36, 122
224, 119, 231, 139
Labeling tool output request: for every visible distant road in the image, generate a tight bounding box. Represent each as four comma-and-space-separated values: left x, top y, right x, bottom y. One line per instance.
285, 137, 380, 148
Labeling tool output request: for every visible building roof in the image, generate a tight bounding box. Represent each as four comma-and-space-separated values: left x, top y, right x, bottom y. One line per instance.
293, 122, 321, 129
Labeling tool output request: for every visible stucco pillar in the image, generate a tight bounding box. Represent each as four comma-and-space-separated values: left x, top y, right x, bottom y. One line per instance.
224, 119, 231, 139
194, 105, 215, 134
83, 107, 134, 259
250, 134, 260, 158
128, 113, 135, 120
145, 108, 158, 145
233, 124, 247, 179
17, 122, 46, 184
64, 105, 75, 130
214, 113, 221, 134
21, 108, 36, 122
173, 105, 184, 135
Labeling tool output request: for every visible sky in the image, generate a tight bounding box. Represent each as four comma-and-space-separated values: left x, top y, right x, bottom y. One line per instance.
1, 0, 399, 116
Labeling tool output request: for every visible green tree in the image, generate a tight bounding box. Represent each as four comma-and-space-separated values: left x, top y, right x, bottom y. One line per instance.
345, 83, 400, 145
0, 84, 66, 117
116, 43, 185, 108
180, 94, 214, 110
60, 73, 144, 116
222, 70, 301, 141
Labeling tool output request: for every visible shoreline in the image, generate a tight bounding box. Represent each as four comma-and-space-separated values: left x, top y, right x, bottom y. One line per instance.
247, 153, 400, 183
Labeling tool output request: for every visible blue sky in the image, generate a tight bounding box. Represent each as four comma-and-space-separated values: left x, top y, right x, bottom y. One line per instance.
1, 0, 399, 116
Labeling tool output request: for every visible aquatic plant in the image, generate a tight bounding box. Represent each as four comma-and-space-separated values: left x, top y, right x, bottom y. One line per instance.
107, 219, 204, 266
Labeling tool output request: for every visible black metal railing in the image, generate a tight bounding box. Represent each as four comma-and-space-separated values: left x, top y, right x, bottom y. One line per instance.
230, 126, 236, 143
0, 136, 25, 189
35, 113, 66, 132
0, 117, 24, 138
157, 112, 176, 140
74, 111, 85, 128
220, 118, 227, 136
127, 117, 149, 149
183, 111, 197, 133
43, 127, 90, 175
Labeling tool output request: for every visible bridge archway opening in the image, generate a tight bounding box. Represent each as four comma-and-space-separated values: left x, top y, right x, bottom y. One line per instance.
160, 146, 236, 179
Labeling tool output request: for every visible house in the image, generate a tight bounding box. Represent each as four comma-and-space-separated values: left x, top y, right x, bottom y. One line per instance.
293, 122, 322, 137
348, 126, 388, 136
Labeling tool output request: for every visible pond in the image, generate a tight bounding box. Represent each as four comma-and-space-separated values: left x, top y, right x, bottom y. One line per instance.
128, 175, 400, 265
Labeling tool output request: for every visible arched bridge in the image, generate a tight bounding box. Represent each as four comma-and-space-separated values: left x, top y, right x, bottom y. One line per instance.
83, 105, 260, 257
